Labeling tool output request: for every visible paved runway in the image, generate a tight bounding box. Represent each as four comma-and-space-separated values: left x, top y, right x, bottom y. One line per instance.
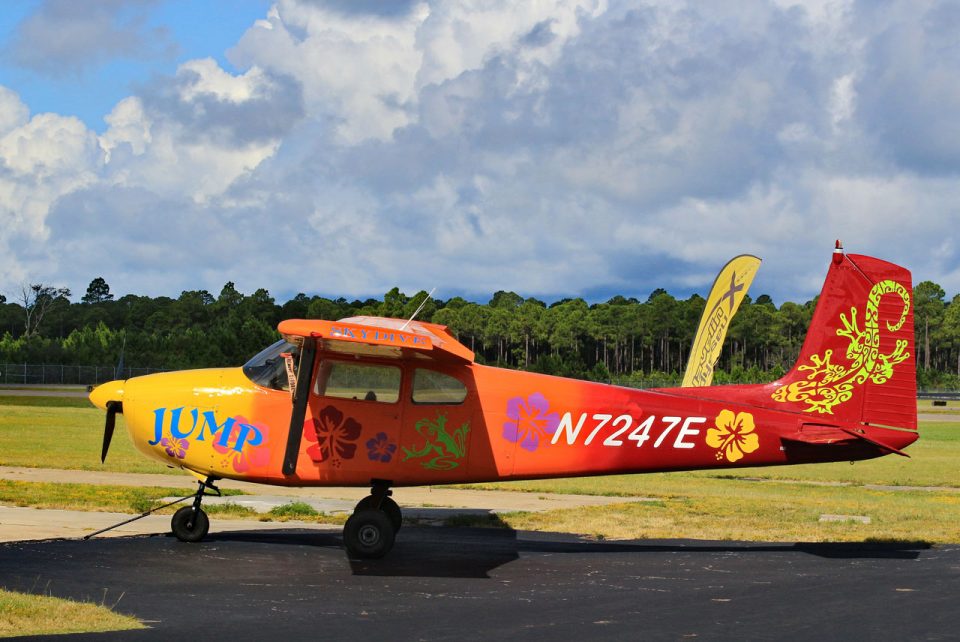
1, 527, 957, 641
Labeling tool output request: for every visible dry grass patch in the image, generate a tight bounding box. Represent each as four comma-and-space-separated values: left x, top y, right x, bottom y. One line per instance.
489, 481, 960, 543
0, 589, 145, 637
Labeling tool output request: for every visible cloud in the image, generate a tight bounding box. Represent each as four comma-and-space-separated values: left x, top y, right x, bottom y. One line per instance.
0, 93, 102, 286
1, 0, 960, 305
0, 87, 29, 136
6, 0, 174, 76
228, 0, 604, 143
297, 0, 423, 18
855, 0, 960, 173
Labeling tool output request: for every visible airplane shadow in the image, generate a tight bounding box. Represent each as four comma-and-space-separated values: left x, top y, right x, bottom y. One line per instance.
204, 525, 932, 580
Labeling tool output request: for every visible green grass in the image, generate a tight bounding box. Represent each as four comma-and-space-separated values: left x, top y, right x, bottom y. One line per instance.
0, 385, 86, 391
268, 501, 319, 517
0, 479, 346, 524
0, 589, 145, 637
916, 400, 960, 415
0, 480, 243, 513
0, 404, 176, 474
206, 502, 260, 518
0, 395, 93, 408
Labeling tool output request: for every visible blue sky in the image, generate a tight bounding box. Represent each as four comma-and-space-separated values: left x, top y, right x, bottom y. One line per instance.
0, 1, 269, 131
0, 0, 958, 306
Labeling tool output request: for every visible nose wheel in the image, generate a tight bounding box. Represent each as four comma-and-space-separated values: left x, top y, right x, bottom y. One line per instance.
171, 477, 218, 543
344, 480, 401, 559
171, 506, 209, 542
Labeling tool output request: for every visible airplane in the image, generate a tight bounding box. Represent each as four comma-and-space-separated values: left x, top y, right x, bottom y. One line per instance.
89, 244, 918, 558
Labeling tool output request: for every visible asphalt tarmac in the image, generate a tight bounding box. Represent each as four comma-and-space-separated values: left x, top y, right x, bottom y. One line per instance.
1, 527, 957, 641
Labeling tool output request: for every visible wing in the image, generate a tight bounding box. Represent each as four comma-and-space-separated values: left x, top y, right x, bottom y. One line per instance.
278, 316, 475, 364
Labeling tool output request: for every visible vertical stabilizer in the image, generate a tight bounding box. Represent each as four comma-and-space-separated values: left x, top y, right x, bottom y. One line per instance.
771, 247, 916, 430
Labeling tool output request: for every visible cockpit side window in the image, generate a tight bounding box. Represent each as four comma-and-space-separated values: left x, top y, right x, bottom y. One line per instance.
313, 361, 401, 403
242, 339, 300, 391
411, 369, 467, 404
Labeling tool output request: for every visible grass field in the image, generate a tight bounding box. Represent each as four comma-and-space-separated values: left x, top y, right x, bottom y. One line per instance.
0, 480, 244, 513
0, 401, 175, 474
466, 475, 960, 543
917, 399, 960, 414
0, 395, 93, 408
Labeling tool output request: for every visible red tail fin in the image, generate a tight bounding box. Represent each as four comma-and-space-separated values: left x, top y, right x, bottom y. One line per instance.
771, 250, 916, 430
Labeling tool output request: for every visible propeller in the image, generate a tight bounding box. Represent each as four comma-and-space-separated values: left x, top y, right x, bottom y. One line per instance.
101, 400, 123, 463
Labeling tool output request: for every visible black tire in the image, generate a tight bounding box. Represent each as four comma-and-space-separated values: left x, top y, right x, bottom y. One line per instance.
171, 506, 209, 543
354, 496, 402, 532
343, 509, 395, 559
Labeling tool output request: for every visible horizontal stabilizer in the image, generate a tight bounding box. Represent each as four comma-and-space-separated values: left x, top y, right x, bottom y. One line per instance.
781, 424, 910, 457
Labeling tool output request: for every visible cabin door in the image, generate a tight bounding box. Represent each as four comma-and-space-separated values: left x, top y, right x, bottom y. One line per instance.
305, 358, 404, 480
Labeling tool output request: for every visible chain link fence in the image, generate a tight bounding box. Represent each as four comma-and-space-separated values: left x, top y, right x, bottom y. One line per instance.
0, 364, 163, 386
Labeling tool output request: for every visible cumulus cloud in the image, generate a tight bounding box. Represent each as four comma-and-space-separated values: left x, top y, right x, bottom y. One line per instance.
6, 0, 175, 76
1, 0, 959, 304
0, 87, 29, 136
856, 0, 960, 173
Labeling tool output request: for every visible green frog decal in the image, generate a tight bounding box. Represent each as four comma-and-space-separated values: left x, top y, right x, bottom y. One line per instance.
402, 413, 469, 470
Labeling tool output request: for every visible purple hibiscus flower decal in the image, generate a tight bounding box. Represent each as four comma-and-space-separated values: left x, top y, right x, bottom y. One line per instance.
160, 436, 189, 459
503, 392, 560, 452
366, 432, 398, 463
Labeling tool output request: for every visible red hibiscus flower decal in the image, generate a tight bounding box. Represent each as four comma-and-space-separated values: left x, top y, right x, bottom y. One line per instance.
304, 405, 362, 464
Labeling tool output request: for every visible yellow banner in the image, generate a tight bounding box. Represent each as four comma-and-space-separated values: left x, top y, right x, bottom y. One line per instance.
682, 255, 761, 387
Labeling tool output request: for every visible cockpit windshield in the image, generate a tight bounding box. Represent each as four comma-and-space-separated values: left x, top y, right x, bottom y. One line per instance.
242, 339, 301, 391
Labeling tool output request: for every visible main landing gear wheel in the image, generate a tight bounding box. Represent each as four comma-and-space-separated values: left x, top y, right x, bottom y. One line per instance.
343, 509, 395, 559
354, 495, 402, 533
171, 506, 209, 543
344, 479, 401, 558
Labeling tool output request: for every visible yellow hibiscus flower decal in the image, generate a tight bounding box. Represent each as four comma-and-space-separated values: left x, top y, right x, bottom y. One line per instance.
706, 410, 760, 463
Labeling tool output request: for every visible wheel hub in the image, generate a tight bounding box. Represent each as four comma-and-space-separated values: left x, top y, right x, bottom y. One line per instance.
358, 524, 381, 546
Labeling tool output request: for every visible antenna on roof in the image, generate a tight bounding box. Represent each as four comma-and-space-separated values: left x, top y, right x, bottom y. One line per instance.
399, 287, 436, 331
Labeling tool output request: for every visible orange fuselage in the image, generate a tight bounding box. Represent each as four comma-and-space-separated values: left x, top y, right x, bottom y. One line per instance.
91, 357, 917, 488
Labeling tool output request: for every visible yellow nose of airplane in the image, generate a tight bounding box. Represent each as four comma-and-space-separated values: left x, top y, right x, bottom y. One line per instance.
89, 379, 125, 410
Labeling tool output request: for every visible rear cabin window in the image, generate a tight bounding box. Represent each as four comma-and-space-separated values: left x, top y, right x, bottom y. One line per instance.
412, 369, 467, 404
314, 361, 401, 403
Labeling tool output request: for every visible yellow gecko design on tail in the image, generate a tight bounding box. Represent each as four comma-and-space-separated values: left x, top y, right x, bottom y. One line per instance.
772, 280, 910, 414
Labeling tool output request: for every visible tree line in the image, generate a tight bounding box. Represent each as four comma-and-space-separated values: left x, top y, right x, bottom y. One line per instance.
1, 277, 958, 389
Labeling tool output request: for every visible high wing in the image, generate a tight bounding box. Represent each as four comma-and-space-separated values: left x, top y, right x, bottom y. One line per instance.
278, 316, 475, 364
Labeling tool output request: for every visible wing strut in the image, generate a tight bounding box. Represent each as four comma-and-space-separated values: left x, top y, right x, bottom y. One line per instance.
283, 337, 317, 476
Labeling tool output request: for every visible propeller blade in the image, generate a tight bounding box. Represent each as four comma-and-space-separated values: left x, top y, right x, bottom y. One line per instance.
101, 400, 122, 463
